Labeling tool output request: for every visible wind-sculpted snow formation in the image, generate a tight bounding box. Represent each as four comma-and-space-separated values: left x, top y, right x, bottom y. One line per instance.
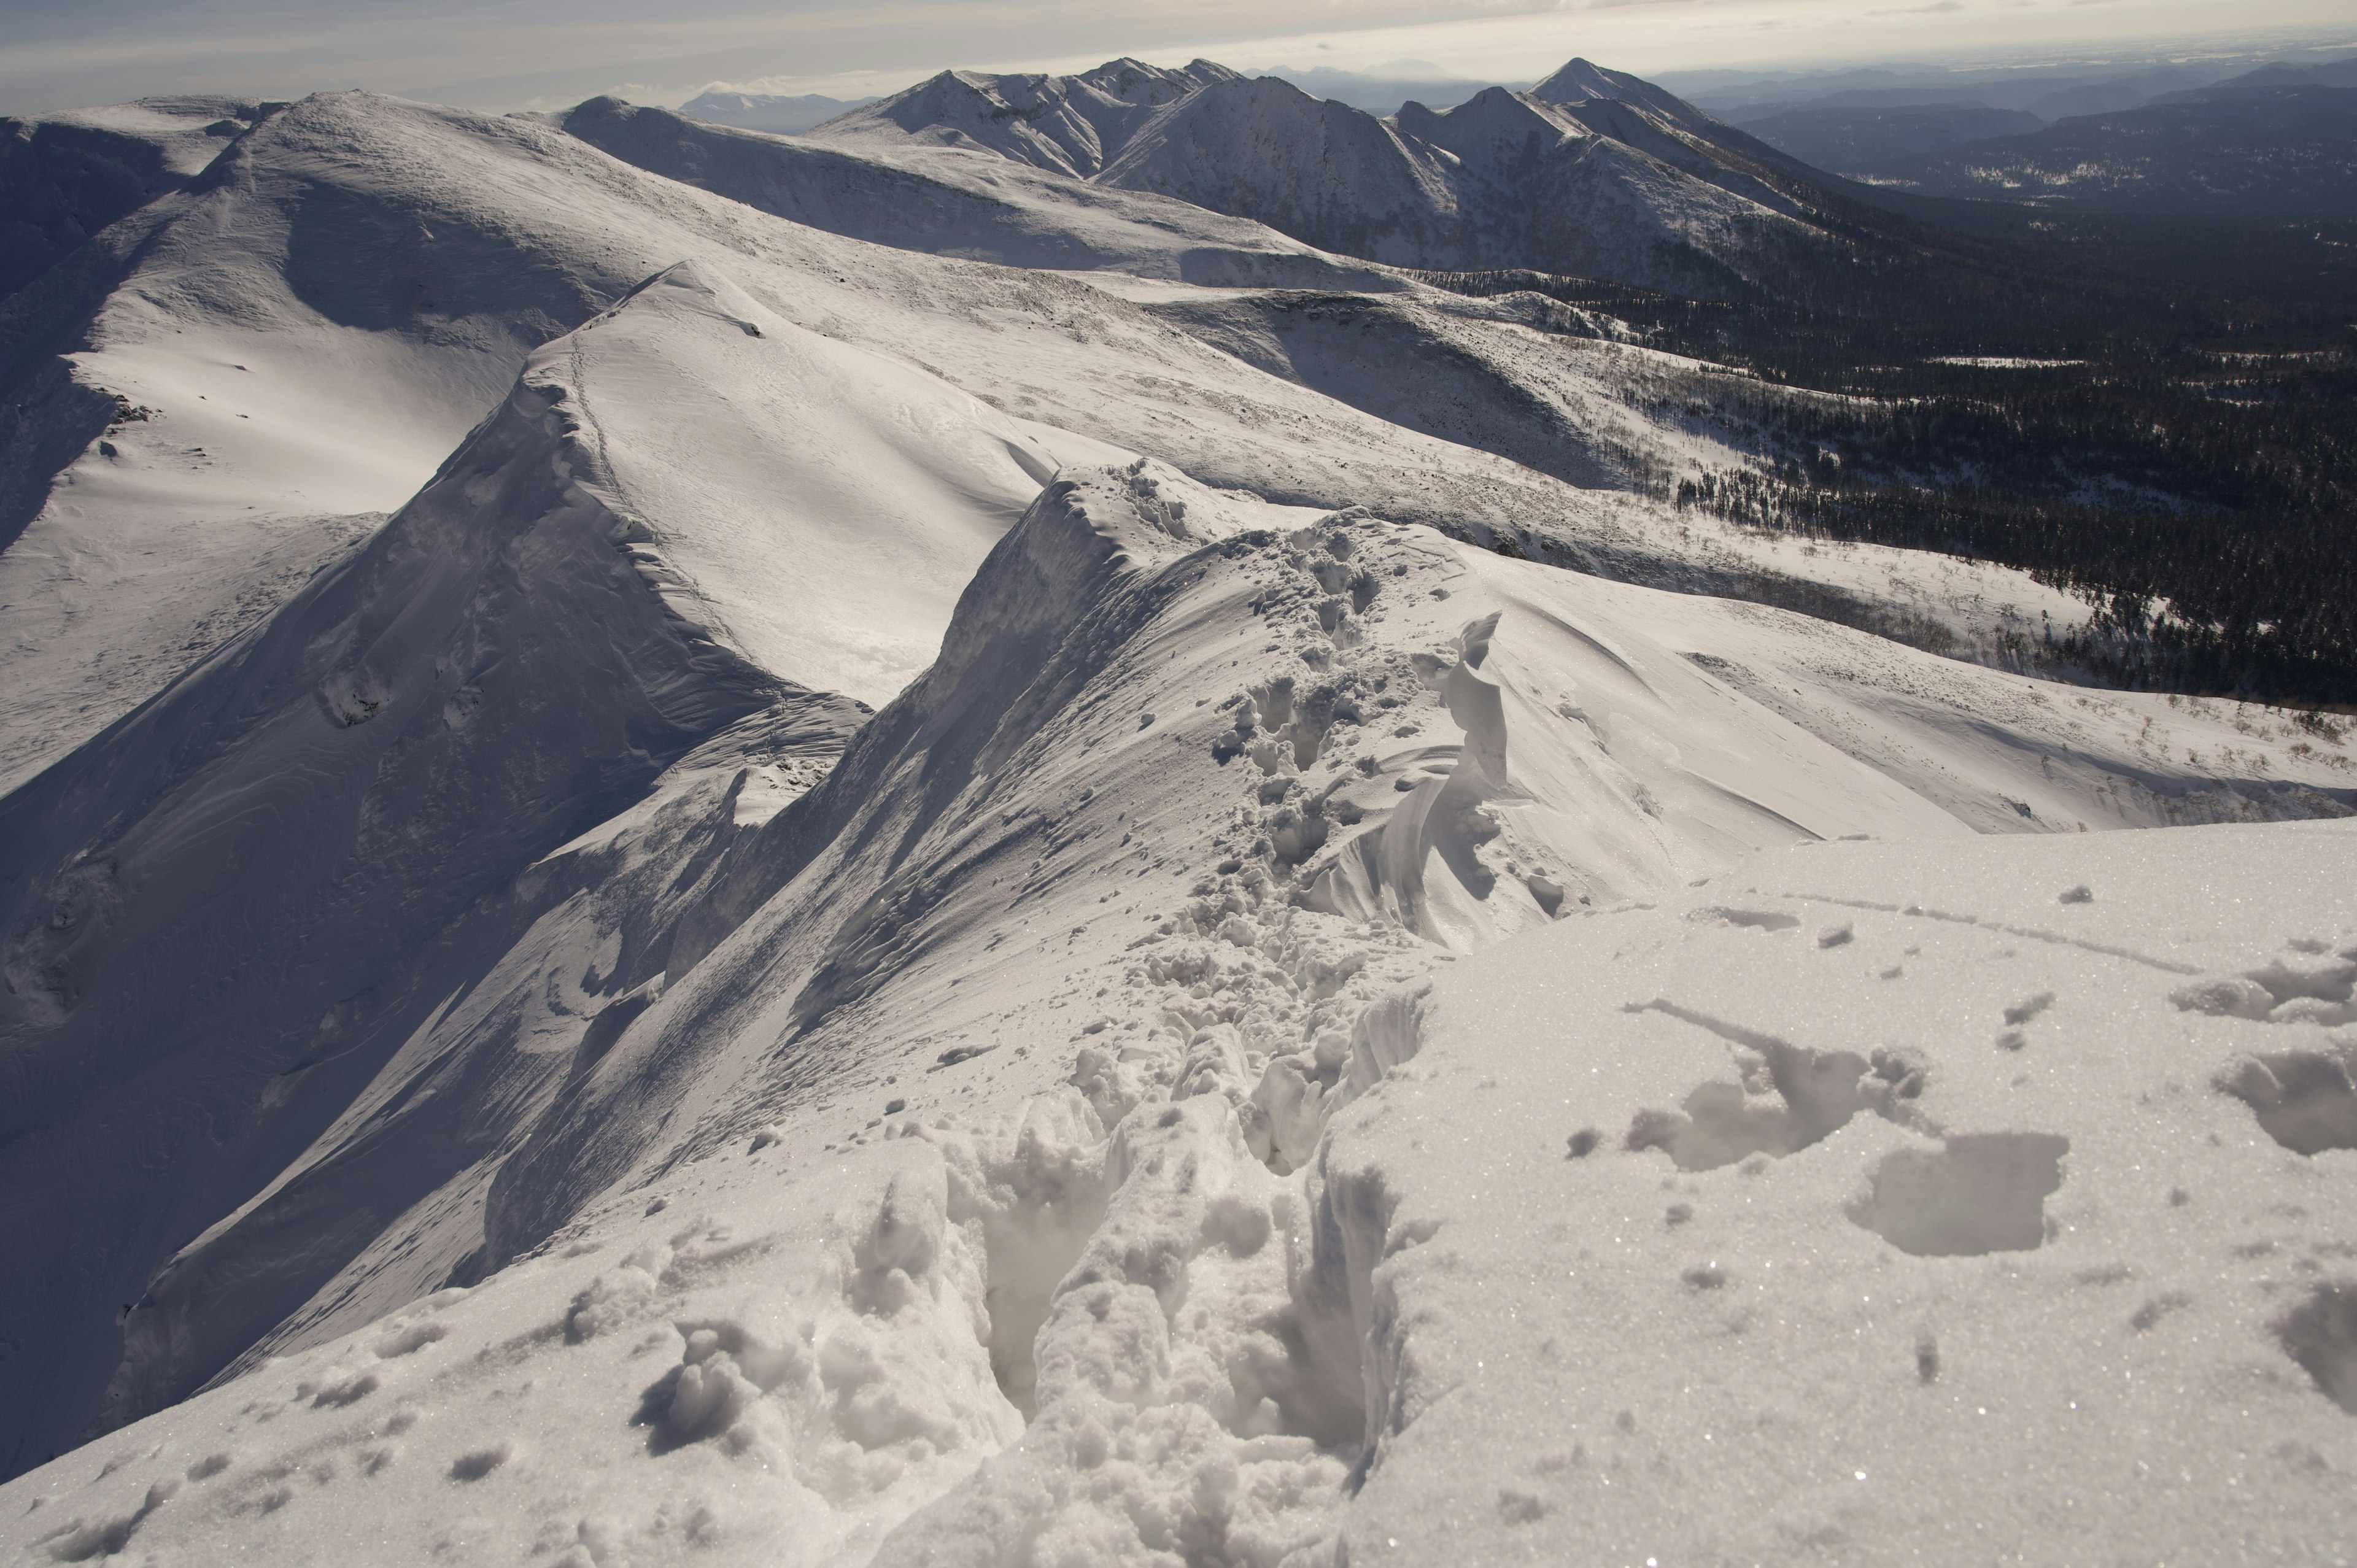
4, 426, 2355, 1555
1, 63, 2355, 1565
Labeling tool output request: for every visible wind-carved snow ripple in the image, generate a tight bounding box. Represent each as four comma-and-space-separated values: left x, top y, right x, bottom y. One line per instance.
1620, 998, 1931, 1171
2183, 941, 2357, 1155
1620, 996, 2070, 1256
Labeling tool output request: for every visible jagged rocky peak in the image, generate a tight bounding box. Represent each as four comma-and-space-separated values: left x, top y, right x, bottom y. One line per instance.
1528, 55, 1695, 117
808, 55, 1239, 176
1393, 84, 1585, 164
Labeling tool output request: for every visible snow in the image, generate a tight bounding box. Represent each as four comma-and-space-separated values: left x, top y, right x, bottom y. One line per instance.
1307, 822, 2357, 1564
533, 260, 1123, 704
560, 96, 1399, 291
826, 59, 1830, 296
6, 434, 2351, 1559
810, 60, 1240, 180
1, 83, 2101, 793
1, 63, 2354, 1567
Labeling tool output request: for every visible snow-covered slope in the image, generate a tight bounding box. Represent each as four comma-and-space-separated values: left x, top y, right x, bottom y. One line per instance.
557, 97, 1399, 289
0, 96, 269, 301
815, 56, 1843, 297
0, 252, 1099, 1477
1096, 78, 1465, 270
1, 83, 2088, 798
810, 58, 1239, 177
2, 425, 2348, 1554
3, 50, 2353, 1564
9, 320, 2347, 1518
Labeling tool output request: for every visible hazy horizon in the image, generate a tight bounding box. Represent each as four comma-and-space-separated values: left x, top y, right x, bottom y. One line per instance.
3, 0, 2352, 117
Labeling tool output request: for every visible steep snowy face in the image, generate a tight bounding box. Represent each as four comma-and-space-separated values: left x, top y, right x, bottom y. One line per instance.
1099, 78, 1466, 269
1090, 71, 1816, 295
556, 96, 1396, 289
808, 58, 1240, 178
0, 254, 1071, 1477
0, 96, 268, 301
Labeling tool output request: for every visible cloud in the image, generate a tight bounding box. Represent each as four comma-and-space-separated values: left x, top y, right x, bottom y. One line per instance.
1, 0, 2345, 116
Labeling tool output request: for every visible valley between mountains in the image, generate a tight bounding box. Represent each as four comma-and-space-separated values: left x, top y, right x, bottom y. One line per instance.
1, 54, 2353, 1567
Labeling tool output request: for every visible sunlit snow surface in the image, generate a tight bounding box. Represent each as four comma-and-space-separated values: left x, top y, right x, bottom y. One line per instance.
6, 811, 2352, 1564
2, 79, 2355, 1567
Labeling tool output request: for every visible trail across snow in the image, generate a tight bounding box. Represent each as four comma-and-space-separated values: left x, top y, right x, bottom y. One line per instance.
4, 428, 2353, 1561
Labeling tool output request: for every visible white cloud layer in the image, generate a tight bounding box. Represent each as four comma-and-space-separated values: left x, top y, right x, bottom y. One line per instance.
0, 0, 2348, 116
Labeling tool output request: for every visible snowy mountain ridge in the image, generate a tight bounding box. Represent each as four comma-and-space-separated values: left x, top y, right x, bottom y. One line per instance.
809, 58, 1241, 179
810, 55, 1842, 295
0, 60, 2352, 1567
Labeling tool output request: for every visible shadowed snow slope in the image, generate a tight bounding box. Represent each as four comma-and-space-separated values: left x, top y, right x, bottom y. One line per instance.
0, 96, 271, 302
0, 259, 1003, 1475
2, 439, 2348, 1546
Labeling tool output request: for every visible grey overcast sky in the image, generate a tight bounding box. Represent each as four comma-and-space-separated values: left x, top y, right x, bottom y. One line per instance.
2, 0, 2350, 115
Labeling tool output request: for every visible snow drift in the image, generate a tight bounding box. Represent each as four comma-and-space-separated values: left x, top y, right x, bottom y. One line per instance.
2, 432, 2350, 1554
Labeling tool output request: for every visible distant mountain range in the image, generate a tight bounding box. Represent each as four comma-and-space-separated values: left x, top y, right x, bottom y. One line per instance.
1855, 80, 2357, 214
667, 50, 2357, 263
677, 88, 876, 135
803, 56, 1857, 297
1708, 53, 2357, 196
808, 56, 1237, 177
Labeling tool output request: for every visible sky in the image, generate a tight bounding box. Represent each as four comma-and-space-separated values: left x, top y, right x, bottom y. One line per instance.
2, 0, 2351, 115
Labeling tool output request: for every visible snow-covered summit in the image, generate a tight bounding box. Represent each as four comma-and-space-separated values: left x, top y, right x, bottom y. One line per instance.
0, 96, 273, 301
816, 55, 1839, 293
808, 58, 1239, 178
1528, 56, 1701, 123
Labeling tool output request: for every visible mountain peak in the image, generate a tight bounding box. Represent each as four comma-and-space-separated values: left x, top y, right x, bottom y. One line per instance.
813, 55, 1245, 176
1529, 57, 1624, 104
